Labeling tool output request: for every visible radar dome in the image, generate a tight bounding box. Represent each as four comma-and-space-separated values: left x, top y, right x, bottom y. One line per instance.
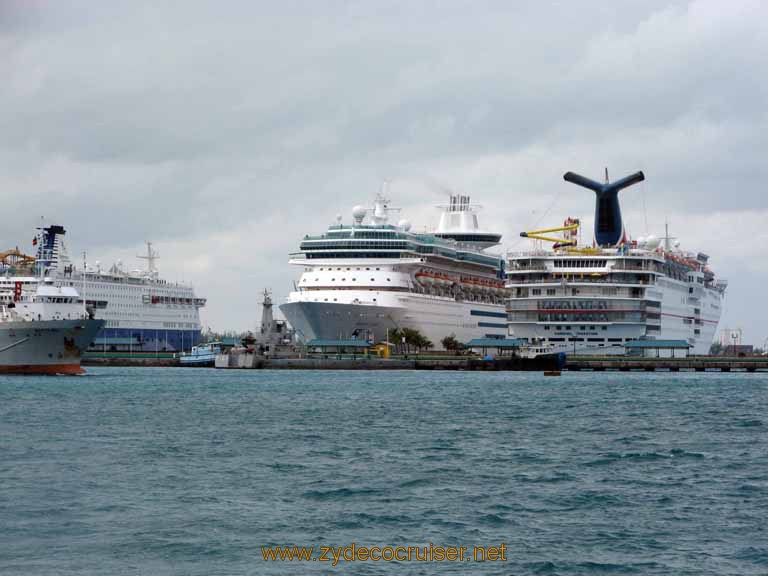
335, 213, 342, 223
352, 205, 366, 222
636, 236, 647, 247
645, 235, 660, 249
673, 240, 681, 249
398, 219, 412, 231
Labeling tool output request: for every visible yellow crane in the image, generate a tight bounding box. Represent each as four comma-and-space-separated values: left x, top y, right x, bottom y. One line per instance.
520, 218, 580, 246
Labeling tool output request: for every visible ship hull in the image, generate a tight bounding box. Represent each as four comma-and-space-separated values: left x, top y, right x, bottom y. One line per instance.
0, 319, 105, 375
281, 293, 507, 346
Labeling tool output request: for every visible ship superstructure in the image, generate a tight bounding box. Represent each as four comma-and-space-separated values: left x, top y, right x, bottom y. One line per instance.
507, 170, 726, 355
280, 193, 509, 345
0, 226, 205, 352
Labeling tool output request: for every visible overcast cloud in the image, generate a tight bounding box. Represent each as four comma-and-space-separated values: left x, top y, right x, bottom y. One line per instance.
1, 0, 766, 343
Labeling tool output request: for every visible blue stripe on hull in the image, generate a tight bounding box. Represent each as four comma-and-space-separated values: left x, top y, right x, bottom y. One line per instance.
89, 328, 202, 352
477, 321, 507, 329
470, 310, 507, 318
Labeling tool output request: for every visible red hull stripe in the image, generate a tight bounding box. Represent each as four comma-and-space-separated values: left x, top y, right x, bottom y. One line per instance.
0, 364, 84, 375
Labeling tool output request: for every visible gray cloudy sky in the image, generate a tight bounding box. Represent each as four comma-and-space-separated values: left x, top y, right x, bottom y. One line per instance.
2, 0, 766, 343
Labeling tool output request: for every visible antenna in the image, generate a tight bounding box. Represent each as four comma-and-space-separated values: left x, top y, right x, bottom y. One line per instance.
662, 219, 677, 252
137, 241, 159, 277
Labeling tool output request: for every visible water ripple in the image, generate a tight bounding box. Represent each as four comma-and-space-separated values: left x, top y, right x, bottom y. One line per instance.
0, 368, 766, 575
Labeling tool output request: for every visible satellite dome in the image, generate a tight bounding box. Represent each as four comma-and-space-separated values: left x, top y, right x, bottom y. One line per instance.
645, 235, 660, 249
398, 219, 412, 231
352, 205, 367, 222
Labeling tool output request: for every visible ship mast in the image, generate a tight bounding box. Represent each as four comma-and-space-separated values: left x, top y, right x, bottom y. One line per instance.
137, 242, 159, 279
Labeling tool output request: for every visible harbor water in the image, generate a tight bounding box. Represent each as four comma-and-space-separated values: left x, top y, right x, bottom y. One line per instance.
1, 368, 766, 575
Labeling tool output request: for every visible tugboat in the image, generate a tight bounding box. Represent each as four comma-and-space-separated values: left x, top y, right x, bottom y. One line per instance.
179, 342, 223, 367
0, 281, 104, 374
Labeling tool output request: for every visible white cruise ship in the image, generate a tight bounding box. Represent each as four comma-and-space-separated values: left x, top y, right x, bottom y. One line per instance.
506, 170, 726, 355
280, 193, 509, 346
0, 225, 206, 352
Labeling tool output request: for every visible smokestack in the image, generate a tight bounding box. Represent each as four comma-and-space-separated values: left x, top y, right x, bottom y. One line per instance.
563, 170, 645, 247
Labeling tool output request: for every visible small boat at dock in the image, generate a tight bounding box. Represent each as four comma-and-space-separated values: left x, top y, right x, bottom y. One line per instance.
179, 342, 222, 367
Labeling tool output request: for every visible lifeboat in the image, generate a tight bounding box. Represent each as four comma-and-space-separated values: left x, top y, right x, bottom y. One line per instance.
434, 273, 453, 286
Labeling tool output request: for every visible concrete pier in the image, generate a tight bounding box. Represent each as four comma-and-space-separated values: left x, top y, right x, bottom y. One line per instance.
564, 356, 768, 372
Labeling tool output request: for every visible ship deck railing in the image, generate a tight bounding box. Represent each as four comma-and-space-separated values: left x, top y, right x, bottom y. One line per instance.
505, 278, 655, 286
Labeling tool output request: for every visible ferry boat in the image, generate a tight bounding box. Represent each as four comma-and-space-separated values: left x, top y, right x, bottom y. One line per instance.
280, 192, 509, 346
0, 225, 206, 353
506, 169, 726, 355
0, 282, 104, 374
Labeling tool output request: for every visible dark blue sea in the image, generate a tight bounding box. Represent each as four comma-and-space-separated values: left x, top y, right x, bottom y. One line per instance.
1, 368, 766, 575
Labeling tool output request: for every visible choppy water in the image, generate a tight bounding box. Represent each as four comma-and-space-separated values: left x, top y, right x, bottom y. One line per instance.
1, 368, 766, 575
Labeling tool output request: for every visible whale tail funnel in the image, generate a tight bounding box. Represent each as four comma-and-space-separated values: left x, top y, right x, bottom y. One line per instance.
563, 170, 645, 247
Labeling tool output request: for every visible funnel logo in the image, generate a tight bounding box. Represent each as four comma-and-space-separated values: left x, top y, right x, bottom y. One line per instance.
563, 170, 645, 247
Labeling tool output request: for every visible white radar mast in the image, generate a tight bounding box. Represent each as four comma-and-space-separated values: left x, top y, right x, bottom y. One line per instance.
137, 241, 159, 279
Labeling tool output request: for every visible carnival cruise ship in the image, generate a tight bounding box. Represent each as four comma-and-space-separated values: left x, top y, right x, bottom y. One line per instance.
0, 225, 205, 352
280, 193, 509, 346
506, 170, 726, 355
